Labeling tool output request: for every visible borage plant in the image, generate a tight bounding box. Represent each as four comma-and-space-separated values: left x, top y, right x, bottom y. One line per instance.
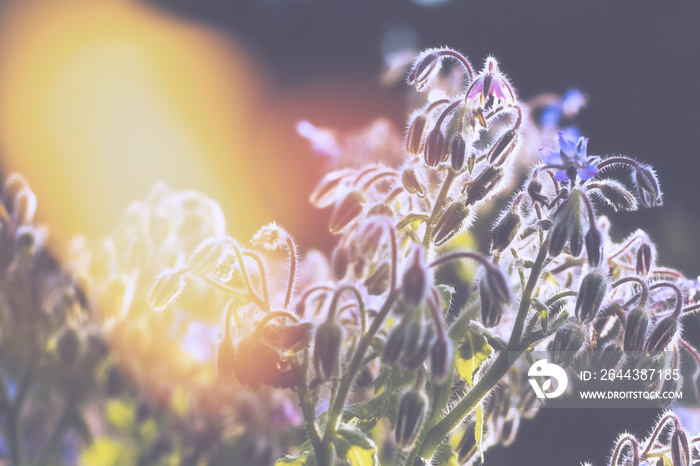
150, 48, 700, 465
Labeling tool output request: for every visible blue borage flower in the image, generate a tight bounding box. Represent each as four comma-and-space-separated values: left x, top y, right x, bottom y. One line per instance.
540, 131, 599, 182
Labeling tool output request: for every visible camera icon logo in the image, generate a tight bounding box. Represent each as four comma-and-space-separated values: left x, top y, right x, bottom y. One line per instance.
528, 359, 568, 399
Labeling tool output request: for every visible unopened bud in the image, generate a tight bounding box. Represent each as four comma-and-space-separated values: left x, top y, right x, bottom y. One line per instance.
430, 337, 452, 381
401, 325, 434, 369
364, 262, 391, 296
357, 218, 387, 258
671, 428, 691, 466
432, 201, 470, 246
636, 243, 653, 277
645, 314, 678, 355
402, 245, 430, 307
585, 227, 604, 267
594, 180, 638, 211
395, 390, 428, 449
310, 169, 353, 208
56, 326, 81, 369
401, 168, 427, 197
263, 322, 314, 352
148, 268, 186, 311
188, 238, 228, 276
216, 338, 236, 378
406, 114, 428, 155
424, 128, 446, 167
528, 179, 549, 205
596, 344, 623, 371
313, 319, 344, 379
569, 227, 584, 257
634, 164, 662, 208
382, 325, 406, 365
479, 276, 501, 328
332, 246, 350, 280
329, 191, 365, 234
450, 134, 467, 172
465, 166, 504, 205
549, 221, 568, 257
456, 422, 478, 464
408, 51, 442, 92
490, 211, 521, 253
367, 203, 394, 218
575, 272, 608, 323
487, 129, 518, 167
623, 308, 648, 352
549, 326, 585, 368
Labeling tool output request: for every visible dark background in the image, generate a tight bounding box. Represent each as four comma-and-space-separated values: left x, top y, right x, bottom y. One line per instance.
147, 1, 699, 464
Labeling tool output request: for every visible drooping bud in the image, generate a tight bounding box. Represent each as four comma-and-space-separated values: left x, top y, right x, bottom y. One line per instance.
569, 227, 584, 257
148, 268, 186, 311
595, 344, 624, 372
464, 166, 504, 205
367, 203, 394, 218
549, 189, 584, 258
424, 128, 446, 167
623, 308, 649, 352
593, 180, 638, 212
429, 337, 452, 382
549, 220, 568, 257
364, 262, 391, 296
401, 325, 434, 369
313, 319, 344, 379
407, 51, 442, 92
490, 211, 521, 253
401, 245, 430, 307
216, 337, 236, 378
310, 169, 353, 208
262, 322, 314, 352
331, 246, 350, 280
356, 218, 387, 258
394, 390, 428, 449
634, 164, 662, 208
382, 324, 406, 365
645, 314, 678, 355
432, 201, 470, 246
406, 114, 428, 155
479, 275, 501, 328
575, 272, 608, 323
456, 422, 478, 465
56, 326, 82, 370
188, 237, 228, 276
585, 227, 604, 267
548, 326, 586, 368
527, 179, 549, 205
329, 191, 365, 234
636, 243, 653, 277
450, 134, 467, 172
671, 428, 691, 466
487, 129, 518, 167
401, 168, 427, 197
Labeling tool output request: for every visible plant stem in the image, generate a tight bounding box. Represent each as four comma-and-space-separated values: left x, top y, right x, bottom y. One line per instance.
37, 394, 77, 465
422, 171, 457, 248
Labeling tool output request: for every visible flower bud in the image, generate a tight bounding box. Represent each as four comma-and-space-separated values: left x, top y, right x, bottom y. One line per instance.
430, 337, 452, 381
636, 243, 652, 277
424, 128, 446, 167
364, 262, 391, 296
634, 164, 662, 208
313, 319, 344, 379
585, 227, 604, 267
366, 203, 394, 218
310, 169, 353, 208
596, 344, 624, 372
527, 179, 549, 205
479, 276, 501, 328
329, 191, 365, 234
465, 166, 504, 206
402, 245, 430, 307
623, 308, 648, 352
216, 337, 236, 378
56, 326, 81, 370
188, 237, 228, 276
450, 134, 467, 172
484, 266, 513, 306
408, 51, 442, 92
549, 220, 568, 257
549, 326, 586, 368
575, 272, 608, 323
357, 218, 387, 258
406, 114, 428, 155
331, 246, 350, 280
262, 322, 314, 352
487, 129, 518, 167
382, 325, 406, 365
148, 268, 186, 311
395, 390, 428, 449
593, 180, 638, 211
432, 201, 470, 246
490, 211, 521, 253
671, 428, 691, 466
401, 168, 427, 197
401, 325, 434, 369
645, 314, 678, 355
456, 422, 478, 464
569, 227, 584, 257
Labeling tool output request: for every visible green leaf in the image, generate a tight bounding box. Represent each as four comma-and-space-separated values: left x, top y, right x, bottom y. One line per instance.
344, 395, 387, 421
475, 404, 485, 462
275, 453, 310, 465
455, 324, 494, 386
104, 400, 134, 430
333, 424, 379, 466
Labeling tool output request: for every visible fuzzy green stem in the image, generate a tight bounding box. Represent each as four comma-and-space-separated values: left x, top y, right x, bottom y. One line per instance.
422, 170, 457, 248
284, 235, 298, 309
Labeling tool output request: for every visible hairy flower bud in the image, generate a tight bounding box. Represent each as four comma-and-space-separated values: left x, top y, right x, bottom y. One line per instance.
593, 180, 638, 212
407, 51, 442, 92
575, 272, 608, 323
329, 191, 365, 234
585, 227, 604, 267
395, 390, 428, 449
430, 337, 452, 381
456, 422, 478, 464
402, 245, 430, 307
263, 322, 314, 352
645, 314, 678, 355
479, 276, 501, 328
313, 319, 344, 379
490, 211, 521, 253
188, 237, 228, 276
382, 324, 406, 365
401, 325, 434, 369
549, 220, 568, 257
636, 243, 653, 277
623, 308, 648, 352
406, 114, 428, 155
450, 134, 467, 172
487, 129, 518, 167
149, 268, 186, 311
549, 326, 585, 368
310, 169, 353, 208
357, 218, 387, 258
528, 179, 549, 205
216, 337, 236, 378
432, 201, 470, 246
332, 246, 350, 280
671, 428, 691, 466
401, 168, 427, 197
634, 164, 662, 208
424, 128, 446, 167
465, 166, 504, 205
569, 227, 584, 257
364, 262, 391, 296
596, 344, 624, 372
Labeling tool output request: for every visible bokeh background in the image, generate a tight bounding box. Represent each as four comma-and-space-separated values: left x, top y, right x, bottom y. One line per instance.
1, 0, 698, 464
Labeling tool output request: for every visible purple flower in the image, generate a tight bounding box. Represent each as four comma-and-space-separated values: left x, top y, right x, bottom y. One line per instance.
465, 57, 514, 105
539, 132, 599, 182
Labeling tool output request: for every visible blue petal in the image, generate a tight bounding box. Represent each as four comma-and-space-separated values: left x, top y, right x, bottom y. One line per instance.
554, 169, 569, 182
576, 137, 589, 157
557, 131, 577, 158
578, 164, 599, 180
540, 148, 563, 165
